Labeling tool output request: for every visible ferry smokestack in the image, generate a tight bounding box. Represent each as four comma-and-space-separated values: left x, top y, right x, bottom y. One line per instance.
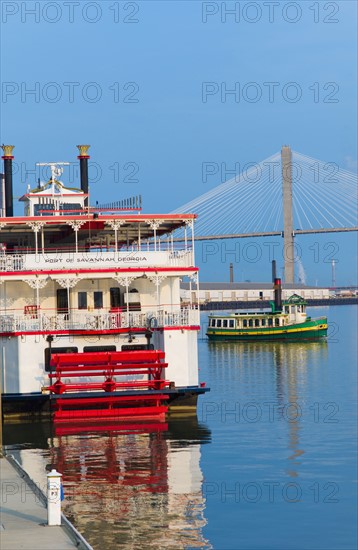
230, 263, 234, 283
77, 145, 90, 206
272, 260, 277, 282
274, 277, 282, 312
1, 145, 14, 217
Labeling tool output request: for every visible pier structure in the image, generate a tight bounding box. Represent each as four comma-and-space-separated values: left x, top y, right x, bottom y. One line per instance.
0, 456, 91, 549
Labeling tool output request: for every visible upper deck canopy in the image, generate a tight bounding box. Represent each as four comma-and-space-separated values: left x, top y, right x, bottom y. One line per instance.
0, 214, 196, 250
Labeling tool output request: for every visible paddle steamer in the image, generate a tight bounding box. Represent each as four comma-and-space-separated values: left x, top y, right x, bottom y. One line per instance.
0, 145, 208, 421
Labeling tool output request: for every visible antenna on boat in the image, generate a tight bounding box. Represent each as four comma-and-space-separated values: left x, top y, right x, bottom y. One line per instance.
36, 163, 70, 183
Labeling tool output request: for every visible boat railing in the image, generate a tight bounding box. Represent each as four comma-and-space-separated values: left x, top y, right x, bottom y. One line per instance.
0, 249, 194, 270
0, 306, 200, 333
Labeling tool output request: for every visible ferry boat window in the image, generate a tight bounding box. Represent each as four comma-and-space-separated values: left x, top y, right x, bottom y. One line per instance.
217, 319, 222, 328
249, 319, 253, 327
211, 319, 216, 327
275, 318, 280, 326
243, 319, 247, 328
94, 291, 103, 309
255, 319, 260, 327
262, 318, 266, 326
229, 319, 235, 328
78, 292, 87, 310
268, 318, 273, 326
223, 320, 228, 328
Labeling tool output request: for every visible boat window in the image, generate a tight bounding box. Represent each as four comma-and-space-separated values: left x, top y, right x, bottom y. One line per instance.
44, 346, 78, 372
122, 344, 154, 351
78, 292, 87, 310
211, 319, 216, 327
229, 319, 235, 328
217, 319, 222, 328
275, 318, 280, 326
243, 319, 247, 328
262, 318, 266, 327
268, 318, 273, 326
83, 345, 116, 352
110, 287, 121, 309
223, 320, 228, 328
57, 288, 68, 317
94, 291, 103, 309
60, 203, 82, 215
255, 319, 260, 327
249, 319, 253, 327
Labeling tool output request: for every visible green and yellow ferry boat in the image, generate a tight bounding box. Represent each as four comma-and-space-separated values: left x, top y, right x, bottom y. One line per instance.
206, 279, 328, 342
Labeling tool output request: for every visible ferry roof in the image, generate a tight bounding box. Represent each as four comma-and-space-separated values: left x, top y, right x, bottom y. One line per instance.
0, 213, 196, 248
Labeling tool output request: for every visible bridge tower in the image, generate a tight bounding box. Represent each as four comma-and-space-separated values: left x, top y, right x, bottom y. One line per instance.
281, 145, 294, 283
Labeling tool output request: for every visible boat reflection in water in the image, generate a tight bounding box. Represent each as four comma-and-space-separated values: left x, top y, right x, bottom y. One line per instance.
206, 339, 328, 478
4, 419, 212, 549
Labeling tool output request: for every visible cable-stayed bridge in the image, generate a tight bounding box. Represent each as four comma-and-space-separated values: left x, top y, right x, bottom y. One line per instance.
172, 147, 358, 283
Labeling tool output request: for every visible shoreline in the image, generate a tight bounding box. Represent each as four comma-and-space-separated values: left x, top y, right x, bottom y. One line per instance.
199, 297, 358, 310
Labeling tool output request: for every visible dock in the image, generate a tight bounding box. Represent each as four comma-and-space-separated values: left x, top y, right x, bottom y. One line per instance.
0, 456, 92, 550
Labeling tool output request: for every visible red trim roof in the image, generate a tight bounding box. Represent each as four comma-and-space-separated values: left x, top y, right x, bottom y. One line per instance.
0, 213, 197, 225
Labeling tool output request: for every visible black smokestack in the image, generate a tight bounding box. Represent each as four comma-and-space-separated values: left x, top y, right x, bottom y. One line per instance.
1, 145, 14, 217
274, 277, 282, 312
272, 260, 277, 282
77, 145, 90, 207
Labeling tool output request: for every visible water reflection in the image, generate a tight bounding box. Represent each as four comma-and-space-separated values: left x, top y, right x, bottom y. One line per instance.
207, 340, 328, 477
4, 419, 212, 550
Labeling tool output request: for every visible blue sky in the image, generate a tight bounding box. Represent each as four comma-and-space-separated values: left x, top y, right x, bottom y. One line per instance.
1, 1, 357, 285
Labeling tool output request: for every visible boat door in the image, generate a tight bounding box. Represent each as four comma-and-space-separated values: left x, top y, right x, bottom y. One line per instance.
57, 288, 69, 318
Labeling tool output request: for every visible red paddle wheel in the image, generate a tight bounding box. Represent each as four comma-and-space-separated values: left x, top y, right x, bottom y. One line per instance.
44, 350, 171, 423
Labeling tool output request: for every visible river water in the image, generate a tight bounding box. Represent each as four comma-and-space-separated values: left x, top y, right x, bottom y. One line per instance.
4, 306, 357, 550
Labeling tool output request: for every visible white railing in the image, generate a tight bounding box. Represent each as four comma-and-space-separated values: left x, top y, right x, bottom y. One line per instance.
0, 254, 25, 271
168, 249, 193, 267
0, 307, 200, 333
0, 250, 194, 271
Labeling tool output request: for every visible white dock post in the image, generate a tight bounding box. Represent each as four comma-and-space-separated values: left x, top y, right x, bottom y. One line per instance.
47, 469, 62, 526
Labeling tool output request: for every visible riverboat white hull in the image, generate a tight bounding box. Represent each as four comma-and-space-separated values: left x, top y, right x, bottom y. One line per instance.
0, 145, 208, 420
